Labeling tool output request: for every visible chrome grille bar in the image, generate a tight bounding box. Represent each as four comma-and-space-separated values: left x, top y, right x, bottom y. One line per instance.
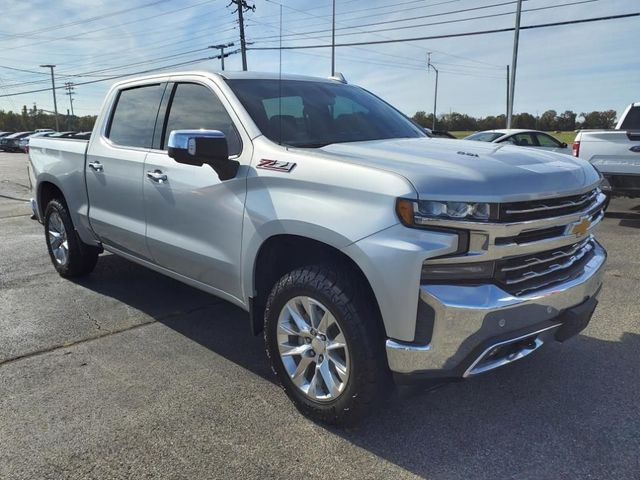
504, 189, 599, 215
500, 238, 591, 273
500, 241, 594, 286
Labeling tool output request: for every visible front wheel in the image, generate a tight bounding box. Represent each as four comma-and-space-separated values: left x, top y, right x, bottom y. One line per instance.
264, 265, 389, 425
44, 198, 99, 278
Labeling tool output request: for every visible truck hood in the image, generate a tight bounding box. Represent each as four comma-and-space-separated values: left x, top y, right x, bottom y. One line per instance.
319, 137, 600, 202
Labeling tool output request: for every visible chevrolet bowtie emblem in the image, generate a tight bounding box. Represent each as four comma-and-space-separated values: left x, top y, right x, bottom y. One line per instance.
571, 217, 592, 236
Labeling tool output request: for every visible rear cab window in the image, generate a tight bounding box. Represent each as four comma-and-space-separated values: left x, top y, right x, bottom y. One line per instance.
106, 84, 165, 148
620, 106, 640, 130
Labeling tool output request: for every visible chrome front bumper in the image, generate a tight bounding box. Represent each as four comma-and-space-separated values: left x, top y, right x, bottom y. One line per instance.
386, 240, 606, 376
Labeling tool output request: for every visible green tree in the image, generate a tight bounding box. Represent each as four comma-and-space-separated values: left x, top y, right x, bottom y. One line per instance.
513, 112, 536, 129
538, 110, 558, 131
580, 110, 617, 129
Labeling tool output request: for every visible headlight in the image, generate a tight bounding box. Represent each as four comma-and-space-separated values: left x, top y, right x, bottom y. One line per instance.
396, 198, 494, 226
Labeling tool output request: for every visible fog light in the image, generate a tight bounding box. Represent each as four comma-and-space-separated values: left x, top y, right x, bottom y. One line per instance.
421, 261, 495, 282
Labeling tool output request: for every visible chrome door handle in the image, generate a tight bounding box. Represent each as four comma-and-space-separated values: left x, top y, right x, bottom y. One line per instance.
146, 170, 167, 183
88, 161, 103, 172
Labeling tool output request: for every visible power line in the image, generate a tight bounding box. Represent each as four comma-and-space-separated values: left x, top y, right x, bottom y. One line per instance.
0, 56, 216, 98
2, 0, 218, 51
252, 0, 525, 41
253, 0, 602, 42
0, 47, 214, 90
248, 12, 640, 50
0, 0, 173, 40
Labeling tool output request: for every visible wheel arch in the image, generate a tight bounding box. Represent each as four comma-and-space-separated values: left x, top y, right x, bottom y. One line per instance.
248, 233, 384, 338
37, 178, 66, 219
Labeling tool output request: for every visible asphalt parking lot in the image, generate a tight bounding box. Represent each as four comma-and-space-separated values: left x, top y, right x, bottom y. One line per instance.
1, 151, 638, 479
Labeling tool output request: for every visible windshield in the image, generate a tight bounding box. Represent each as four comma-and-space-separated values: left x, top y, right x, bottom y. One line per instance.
464, 131, 504, 142
226, 79, 425, 148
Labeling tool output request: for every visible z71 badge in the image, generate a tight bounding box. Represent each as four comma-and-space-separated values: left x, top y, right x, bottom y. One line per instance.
257, 159, 297, 173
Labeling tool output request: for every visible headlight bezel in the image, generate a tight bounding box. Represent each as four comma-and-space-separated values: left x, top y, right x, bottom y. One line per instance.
396, 198, 499, 226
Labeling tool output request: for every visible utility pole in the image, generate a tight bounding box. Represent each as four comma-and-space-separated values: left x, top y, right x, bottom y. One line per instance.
506, 65, 510, 127
331, 0, 336, 76
506, 0, 523, 129
64, 82, 75, 117
209, 42, 234, 70
427, 52, 439, 131
40, 64, 59, 131
230, 0, 255, 71
64, 82, 75, 130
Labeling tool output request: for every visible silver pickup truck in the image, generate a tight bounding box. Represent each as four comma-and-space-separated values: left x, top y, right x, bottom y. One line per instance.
574, 102, 640, 197
29, 71, 607, 424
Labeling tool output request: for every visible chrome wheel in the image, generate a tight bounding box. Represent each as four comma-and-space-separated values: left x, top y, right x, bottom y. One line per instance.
47, 211, 69, 266
277, 296, 350, 402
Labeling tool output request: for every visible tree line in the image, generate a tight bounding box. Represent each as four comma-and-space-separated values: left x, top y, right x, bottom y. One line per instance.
412, 109, 618, 132
0, 104, 97, 132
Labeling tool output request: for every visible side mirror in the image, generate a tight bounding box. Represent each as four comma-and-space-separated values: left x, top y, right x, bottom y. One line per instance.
167, 129, 239, 181
560, 142, 568, 148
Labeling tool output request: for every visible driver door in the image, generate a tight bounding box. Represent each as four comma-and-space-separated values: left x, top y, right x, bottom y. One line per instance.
143, 81, 249, 300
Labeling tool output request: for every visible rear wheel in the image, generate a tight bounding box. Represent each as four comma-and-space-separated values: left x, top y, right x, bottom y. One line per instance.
264, 264, 388, 425
44, 198, 99, 278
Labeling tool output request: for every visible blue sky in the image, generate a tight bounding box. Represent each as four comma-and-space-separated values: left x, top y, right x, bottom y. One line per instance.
0, 0, 637, 121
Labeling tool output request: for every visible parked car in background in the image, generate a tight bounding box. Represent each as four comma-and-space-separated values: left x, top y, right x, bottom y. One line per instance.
464, 129, 570, 154
0, 131, 15, 138
573, 102, 640, 197
0, 131, 34, 152
46, 131, 77, 138
34, 128, 55, 133
18, 131, 56, 153
68, 131, 92, 140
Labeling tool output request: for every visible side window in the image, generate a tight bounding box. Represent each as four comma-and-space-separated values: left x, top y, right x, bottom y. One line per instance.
509, 133, 536, 147
535, 133, 562, 147
163, 83, 241, 156
107, 84, 164, 148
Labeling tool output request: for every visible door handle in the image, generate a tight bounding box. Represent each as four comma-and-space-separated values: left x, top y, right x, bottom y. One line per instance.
146, 170, 168, 183
88, 161, 103, 172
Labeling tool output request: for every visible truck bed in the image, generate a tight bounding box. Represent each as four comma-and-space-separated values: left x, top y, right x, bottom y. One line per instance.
29, 137, 91, 234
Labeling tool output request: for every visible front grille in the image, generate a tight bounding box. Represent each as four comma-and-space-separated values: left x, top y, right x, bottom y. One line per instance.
500, 189, 599, 222
495, 237, 595, 296
495, 225, 567, 245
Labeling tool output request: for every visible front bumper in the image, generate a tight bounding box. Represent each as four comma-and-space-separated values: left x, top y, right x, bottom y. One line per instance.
386, 240, 606, 377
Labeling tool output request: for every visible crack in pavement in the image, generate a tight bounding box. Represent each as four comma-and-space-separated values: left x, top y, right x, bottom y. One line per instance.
0, 301, 223, 368
0, 193, 30, 202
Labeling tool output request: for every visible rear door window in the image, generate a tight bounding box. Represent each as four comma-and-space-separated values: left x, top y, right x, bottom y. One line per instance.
535, 133, 562, 147
107, 84, 165, 148
503, 133, 536, 147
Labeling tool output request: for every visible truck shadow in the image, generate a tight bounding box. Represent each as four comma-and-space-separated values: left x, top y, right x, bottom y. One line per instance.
73, 254, 640, 479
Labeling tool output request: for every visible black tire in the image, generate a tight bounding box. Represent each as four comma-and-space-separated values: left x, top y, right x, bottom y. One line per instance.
44, 198, 99, 278
264, 264, 389, 425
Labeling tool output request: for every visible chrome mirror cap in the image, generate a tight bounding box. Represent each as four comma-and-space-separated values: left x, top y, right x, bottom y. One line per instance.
167, 129, 225, 151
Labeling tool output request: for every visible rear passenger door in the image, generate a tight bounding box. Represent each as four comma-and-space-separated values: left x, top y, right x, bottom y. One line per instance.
86, 83, 165, 258
142, 80, 250, 300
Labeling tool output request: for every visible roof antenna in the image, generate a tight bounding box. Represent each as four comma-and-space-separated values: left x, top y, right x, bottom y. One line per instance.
278, 3, 283, 146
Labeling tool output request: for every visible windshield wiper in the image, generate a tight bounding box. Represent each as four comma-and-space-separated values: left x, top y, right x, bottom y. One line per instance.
287, 142, 332, 148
